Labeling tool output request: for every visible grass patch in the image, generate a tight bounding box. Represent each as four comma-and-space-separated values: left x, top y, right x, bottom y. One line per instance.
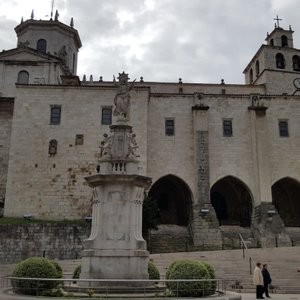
0, 217, 86, 225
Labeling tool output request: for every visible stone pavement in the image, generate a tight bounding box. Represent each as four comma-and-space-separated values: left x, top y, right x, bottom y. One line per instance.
1, 290, 300, 300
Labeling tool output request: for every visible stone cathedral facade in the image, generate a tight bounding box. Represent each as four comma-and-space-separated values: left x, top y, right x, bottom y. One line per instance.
1, 14, 300, 250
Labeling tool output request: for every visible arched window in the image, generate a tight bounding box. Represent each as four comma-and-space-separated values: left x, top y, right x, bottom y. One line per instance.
249, 69, 253, 83
48, 139, 58, 156
292, 55, 300, 71
37, 39, 47, 53
270, 39, 274, 46
255, 60, 260, 76
281, 35, 288, 47
276, 53, 285, 69
17, 70, 29, 84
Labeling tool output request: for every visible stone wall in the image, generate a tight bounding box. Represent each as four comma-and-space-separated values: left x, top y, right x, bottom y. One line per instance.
0, 223, 90, 264
0, 99, 13, 212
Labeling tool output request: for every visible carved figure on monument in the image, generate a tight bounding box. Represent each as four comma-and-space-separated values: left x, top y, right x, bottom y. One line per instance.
113, 72, 136, 121
99, 133, 112, 158
127, 133, 139, 158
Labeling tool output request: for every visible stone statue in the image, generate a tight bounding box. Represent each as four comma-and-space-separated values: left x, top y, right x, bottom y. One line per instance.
127, 133, 139, 158
113, 72, 136, 121
99, 133, 112, 158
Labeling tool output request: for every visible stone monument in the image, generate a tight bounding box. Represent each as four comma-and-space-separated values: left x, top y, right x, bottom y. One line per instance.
80, 72, 152, 285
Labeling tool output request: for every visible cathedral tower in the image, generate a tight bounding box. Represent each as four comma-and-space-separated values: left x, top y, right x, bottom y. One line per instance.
15, 14, 82, 75
243, 18, 300, 94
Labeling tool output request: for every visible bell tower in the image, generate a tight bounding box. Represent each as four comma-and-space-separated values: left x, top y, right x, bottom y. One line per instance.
243, 16, 300, 94
14, 12, 82, 75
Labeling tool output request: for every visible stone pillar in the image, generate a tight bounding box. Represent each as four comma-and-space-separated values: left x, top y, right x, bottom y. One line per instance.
191, 100, 222, 250
248, 103, 291, 247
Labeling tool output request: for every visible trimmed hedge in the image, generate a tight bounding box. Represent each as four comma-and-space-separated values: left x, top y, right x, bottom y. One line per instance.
12, 257, 62, 295
166, 259, 216, 297
148, 261, 160, 280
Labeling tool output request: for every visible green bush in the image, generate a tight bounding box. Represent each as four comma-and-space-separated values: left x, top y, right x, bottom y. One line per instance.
50, 260, 63, 278
12, 257, 62, 295
166, 259, 216, 297
148, 261, 160, 280
72, 265, 81, 279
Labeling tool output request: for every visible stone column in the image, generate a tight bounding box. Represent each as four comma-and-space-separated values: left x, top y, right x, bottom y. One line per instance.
249, 103, 291, 247
190, 100, 222, 250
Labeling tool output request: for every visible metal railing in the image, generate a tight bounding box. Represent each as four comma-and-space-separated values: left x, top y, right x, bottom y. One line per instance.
2, 277, 238, 299
238, 233, 248, 259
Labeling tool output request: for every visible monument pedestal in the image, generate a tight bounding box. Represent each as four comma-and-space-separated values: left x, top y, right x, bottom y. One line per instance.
80, 174, 151, 285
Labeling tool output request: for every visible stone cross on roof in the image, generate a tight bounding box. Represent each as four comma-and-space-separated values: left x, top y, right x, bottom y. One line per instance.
274, 15, 282, 28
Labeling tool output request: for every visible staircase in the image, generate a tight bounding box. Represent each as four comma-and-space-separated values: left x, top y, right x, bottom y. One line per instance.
151, 246, 300, 294
2, 246, 300, 294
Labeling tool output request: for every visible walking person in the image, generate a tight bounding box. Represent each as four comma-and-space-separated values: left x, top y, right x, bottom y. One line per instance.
253, 262, 264, 299
262, 264, 272, 298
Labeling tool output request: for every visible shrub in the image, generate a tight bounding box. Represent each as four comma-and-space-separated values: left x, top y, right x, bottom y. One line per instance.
12, 257, 61, 295
50, 260, 63, 278
72, 265, 81, 279
166, 259, 216, 297
148, 260, 160, 280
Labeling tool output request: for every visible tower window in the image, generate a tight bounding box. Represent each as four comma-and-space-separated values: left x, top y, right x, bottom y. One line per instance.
255, 60, 260, 77
293, 55, 300, 71
17, 70, 29, 84
223, 119, 232, 137
276, 53, 285, 69
50, 105, 61, 125
249, 69, 253, 83
281, 35, 288, 47
279, 120, 289, 137
101, 107, 112, 125
165, 119, 175, 136
37, 39, 47, 53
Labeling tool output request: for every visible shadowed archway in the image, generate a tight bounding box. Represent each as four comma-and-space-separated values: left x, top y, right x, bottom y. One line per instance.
148, 175, 192, 226
272, 177, 300, 227
210, 176, 253, 227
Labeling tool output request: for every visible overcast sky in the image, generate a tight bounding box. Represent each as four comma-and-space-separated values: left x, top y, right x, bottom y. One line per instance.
0, 0, 300, 84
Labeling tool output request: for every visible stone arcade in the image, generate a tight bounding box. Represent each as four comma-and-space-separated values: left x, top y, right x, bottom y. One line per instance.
1, 14, 300, 251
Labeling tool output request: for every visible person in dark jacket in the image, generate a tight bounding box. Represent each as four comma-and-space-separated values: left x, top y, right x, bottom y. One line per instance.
262, 264, 272, 298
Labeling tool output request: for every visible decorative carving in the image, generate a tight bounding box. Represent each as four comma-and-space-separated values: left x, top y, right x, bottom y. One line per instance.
113, 72, 136, 121
127, 133, 139, 158
99, 133, 112, 158
250, 94, 261, 107
18, 40, 30, 48
48, 139, 57, 156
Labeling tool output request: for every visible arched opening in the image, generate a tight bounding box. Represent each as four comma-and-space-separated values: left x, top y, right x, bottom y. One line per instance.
292, 55, 300, 71
249, 68, 253, 83
255, 60, 260, 77
148, 175, 192, 226
270, 39, 274, 46
276, 53, 285, 69
281, 35, 288, 47
210, 176, 252, 227
17, 70, 29, 84
37, 39, 47, 53
272, 178, 300, 227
